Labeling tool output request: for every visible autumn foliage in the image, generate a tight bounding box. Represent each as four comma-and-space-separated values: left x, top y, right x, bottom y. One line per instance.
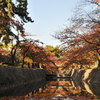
18, 40, 57, 71
0, 0, 58, 72
55, 1, 100, 69
0, 48, 9, 63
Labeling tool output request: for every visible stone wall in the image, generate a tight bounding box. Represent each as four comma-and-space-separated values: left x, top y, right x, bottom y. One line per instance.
0, 66, 47, 86
71, 68, 100, 83
70, 68, 100, 96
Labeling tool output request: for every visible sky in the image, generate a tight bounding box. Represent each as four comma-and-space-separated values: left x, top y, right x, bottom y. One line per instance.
24, 0, 80, 46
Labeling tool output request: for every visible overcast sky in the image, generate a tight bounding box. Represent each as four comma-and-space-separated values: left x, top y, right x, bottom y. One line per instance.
24, 0, 80, 46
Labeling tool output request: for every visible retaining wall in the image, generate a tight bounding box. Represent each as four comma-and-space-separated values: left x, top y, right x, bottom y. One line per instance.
71, 68, 100, 83
70, 68, 100, 96
0, 66, 47, 86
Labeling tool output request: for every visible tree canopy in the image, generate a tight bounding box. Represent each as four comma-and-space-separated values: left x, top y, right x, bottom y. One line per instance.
55, 0, 100, 69
0, 0, 33, 44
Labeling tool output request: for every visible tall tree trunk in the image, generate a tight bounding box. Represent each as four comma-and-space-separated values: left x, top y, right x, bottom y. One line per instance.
11, 55, 15, 66
22, 56, 25, 68
97, 59, 100, 68
10, 40, 20, 66
10, 46, 18, 66
79, 65, 83, 69
96, 49, 100, 68
21, 46, 30, 68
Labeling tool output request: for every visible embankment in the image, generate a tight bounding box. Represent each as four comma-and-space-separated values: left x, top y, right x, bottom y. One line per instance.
0, 66, 47, 86
0, 66, 48, 96
69, 68, 100, 96
70, 68, 100, 83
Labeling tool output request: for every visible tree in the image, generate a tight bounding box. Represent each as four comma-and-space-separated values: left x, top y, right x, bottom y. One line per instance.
0, 0, 34, 65
45, 45, 64, 58
0, 0, 33, 44
18, 39, 36, 68
18, 40, 57, 71
29, 45, 57, 71
62, 46, 97, 69
55, 1, 100, 68
0, 48, 9, 63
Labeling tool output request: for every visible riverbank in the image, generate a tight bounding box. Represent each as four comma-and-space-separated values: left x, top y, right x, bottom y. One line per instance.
68, 68, 100, 96
70, 68, 100, 84
0, 66, 47, 87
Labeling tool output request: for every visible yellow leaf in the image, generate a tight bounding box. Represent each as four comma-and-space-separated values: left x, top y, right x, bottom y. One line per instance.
6, 0, 12, 18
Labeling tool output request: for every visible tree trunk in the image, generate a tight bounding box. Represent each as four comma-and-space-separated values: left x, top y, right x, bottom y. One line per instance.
10, 41, 19, 66
97, 59, 100, 68
28, 63, 30, 68
11, 55, 15, 66
22, 56, 25, 68
10, 48, 17, 66
96, 49, 100, 68
80, 65, 83, 69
